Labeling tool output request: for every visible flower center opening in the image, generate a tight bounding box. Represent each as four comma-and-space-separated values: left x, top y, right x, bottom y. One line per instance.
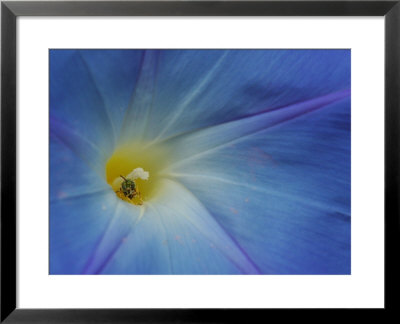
105, 142, 169, 205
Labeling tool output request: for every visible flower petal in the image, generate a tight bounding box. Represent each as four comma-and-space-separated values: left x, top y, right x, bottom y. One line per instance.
140, 49, 350, 141
50, 132, 138, 274
50, 50, 116, 157
163, 89, 350, 168
50, 137, 144, 275
101, 179, 260, 274
50, 116, 109, 176
50, 134, 109, 202
50, 191, 118, 274
164, 98, 351, 274
82, 203, 144, 274
119, 50, 161, 143
78, 50, 144, 136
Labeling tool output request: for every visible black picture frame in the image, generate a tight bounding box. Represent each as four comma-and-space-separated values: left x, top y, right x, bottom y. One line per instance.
1, 0, 399, 322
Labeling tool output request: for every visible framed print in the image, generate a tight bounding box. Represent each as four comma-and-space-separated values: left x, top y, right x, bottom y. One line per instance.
1, 0, 399, 322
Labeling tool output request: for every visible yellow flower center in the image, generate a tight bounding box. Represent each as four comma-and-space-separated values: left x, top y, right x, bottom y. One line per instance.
105, 142, 170, 205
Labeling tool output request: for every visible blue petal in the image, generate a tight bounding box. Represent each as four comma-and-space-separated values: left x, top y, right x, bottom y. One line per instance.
50, 116, 109, 176
50, 50, 117, 156
50, 134, 109, 202
140, 49, 350, 141
119, 50, 161, 143
163, 98, 351, 274
101, 179, 259, 274
50, 191, 119, 274
79, 49, 144, 136
50, 134, 121, 274
163, 90, 349, 166
82, 203, 144, 274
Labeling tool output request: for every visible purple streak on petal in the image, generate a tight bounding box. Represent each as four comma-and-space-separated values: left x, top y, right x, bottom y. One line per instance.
228, 88, 350, 124
157, 179, 261, 274
163, 89, 350, 170
81, 204, 118, 274
207, 211, 262, 274
165, 178, 261, 274
199, 211, 262, 274
94, 238, 125, 275
82, 203, 142, 274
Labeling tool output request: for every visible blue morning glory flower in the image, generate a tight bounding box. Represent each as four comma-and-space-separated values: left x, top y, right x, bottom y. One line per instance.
50, 49, 350, 274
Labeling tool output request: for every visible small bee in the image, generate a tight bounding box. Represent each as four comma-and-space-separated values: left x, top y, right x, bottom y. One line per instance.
117, 175, 143, 205
118, 175, 138, 199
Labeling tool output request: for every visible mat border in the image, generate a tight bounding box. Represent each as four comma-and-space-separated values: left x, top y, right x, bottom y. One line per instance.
2, 1, 399, 322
